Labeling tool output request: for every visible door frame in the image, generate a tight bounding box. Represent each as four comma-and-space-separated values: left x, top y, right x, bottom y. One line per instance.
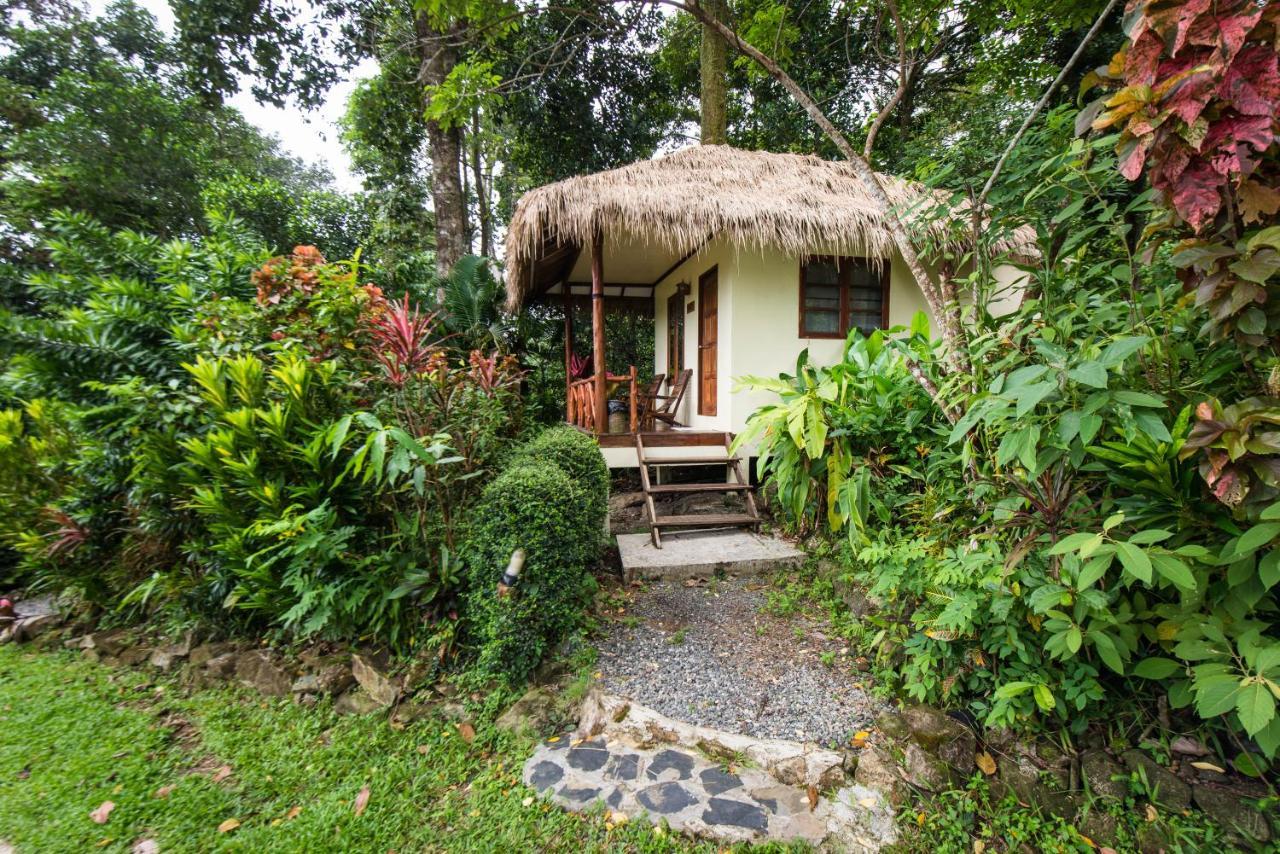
697, 266, 718, 417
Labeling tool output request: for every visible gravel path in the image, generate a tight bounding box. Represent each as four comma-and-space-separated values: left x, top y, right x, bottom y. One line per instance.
595, 577, 887, 747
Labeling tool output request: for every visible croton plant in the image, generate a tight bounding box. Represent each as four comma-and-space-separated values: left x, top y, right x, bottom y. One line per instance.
1088, 0, 1280, 513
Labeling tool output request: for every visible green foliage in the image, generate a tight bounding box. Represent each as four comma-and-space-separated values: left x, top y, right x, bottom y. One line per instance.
734, 320, 944, 537
463, 430, 606, 685
743, 99, 1280, 771
510, 424, 610, 526
0, 217, 527, 649
0, 645, 728, 852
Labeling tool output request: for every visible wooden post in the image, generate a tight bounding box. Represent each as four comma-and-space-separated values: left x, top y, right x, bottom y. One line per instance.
591, 231, 607, 434
562, 285, 574, 420
629, 364, 638, 433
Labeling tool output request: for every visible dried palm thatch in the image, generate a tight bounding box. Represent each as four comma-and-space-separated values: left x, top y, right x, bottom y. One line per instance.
505, 144, 1035, 310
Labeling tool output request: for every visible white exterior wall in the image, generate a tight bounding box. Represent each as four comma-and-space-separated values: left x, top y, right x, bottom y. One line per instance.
653, 243, 936, 435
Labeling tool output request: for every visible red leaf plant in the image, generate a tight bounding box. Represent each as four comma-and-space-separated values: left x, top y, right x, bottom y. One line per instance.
368, 294, 441, 386
1090, 0, 1280, 510
467, 350, 523, 396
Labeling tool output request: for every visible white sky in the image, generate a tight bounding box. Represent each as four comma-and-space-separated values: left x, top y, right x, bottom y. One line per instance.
88, 0, 372, 192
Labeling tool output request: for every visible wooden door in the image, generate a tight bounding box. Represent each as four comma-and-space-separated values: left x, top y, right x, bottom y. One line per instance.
698, 267, 718, 416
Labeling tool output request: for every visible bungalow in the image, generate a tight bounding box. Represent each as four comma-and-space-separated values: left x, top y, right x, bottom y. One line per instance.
504, 145, 1028, 543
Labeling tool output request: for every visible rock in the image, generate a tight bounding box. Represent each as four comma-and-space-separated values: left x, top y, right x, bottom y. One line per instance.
995, 753, 1081, 821
235, 650, 292, 697
350, 653, 399, 707
12, 613, 60, 642
1080, 750, 1127, 801
1120, 749, 1191, 811
900, 705, 976, 776
496, 686, 561, 735
290, 666, 353, 697
1192, 784, 1271, 843
1170, 736, 1210, 757
853, 745, 906, 805
79, 629, 133, 657
902, 742, 952, 791
149, 637, 193, 671
118, 646, 153, 667
875, 711, 911, 741
767, 754, 808, 787
1077, 809, 1120, 848
437, 700, 467, 722
335, 689, 385, 716
204, 652, 238, 680
189, 642, 235, 668
296, 693, 319, 708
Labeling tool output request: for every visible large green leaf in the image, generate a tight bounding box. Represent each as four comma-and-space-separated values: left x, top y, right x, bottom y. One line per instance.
1115, 541, 1153, 583
1237, 681, 1277, 736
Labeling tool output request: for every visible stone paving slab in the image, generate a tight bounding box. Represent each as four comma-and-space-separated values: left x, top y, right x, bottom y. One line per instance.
523, 733, 896, 850
617, 529, 804, 582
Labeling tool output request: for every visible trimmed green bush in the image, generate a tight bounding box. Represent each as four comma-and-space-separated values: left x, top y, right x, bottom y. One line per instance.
511, 425, 609, 529
463, 459, 602, 685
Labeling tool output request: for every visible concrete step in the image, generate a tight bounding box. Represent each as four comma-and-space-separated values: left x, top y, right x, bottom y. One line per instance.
617, 528, 803, 582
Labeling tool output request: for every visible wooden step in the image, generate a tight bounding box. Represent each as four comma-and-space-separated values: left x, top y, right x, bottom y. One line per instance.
646, 482, 750, 494
652, 513, 759, 528
641, 456, 735, 466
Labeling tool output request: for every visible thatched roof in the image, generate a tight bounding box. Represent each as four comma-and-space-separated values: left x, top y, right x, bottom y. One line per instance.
505, 144, 1034, 310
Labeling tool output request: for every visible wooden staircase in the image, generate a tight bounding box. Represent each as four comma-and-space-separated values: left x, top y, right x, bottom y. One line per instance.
635, 432, 760, 548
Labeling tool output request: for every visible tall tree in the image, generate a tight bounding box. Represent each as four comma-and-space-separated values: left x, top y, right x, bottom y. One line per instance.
698, 0, 728, 143
415, 15, 470, 275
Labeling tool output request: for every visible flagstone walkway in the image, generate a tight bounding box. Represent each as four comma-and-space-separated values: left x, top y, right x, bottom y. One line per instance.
523, 709, 897, 850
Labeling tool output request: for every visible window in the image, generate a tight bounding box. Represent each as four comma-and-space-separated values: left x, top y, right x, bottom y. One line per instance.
798, 256, 888, 338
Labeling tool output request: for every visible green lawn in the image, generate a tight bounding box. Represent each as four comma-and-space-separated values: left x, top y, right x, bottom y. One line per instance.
0, 645, 749, 853
0, 644, 1245, 854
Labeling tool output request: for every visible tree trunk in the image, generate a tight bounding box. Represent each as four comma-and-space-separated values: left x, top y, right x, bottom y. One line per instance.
698, 0, 728, 145
416, 16, 469, 277
470, 110, 494, 258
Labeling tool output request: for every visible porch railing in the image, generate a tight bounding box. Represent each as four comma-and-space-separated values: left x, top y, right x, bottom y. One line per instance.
567, 365, 638, 434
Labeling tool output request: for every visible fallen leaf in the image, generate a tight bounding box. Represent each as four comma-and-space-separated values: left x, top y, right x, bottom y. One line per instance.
521, 796, 534, 807
354, 785, 371, 817
1080, 834, 1095, 848
806, 784, 818, 811
973, 841, 985, 854
851, 730, 870, 745
1144, 803, 1158, 822
217, 818, 240, 834
211, 766, 232, 784
111, 784, 124, 795
546, 736, 560, 744
417, 745, 430, 755
976, 751, 997, 775
95, 838, 113, 848
1189, 761, 1225, 774
285, 805, 302, 820
457, 722, 476, 744
1101, 848, 1118, 854
857, 797, 877, 808
90, 801, 115, 824
153, 785, 175, 799
609, 810, 629, 825
132, 839, 159, 854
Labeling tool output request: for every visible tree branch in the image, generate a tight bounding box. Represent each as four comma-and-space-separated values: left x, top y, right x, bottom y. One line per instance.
976, 0, 1121, 209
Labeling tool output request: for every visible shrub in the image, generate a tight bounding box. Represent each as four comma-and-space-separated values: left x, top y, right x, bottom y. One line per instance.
511, 425, 609, 530
463, 457, 603, 686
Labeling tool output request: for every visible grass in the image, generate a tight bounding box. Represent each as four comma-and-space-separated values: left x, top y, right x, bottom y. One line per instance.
0, 645, 777, 854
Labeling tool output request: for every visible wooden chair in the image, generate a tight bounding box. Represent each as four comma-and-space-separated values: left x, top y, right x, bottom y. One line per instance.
652, 369, 692, 427
635, 373, 666, 431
